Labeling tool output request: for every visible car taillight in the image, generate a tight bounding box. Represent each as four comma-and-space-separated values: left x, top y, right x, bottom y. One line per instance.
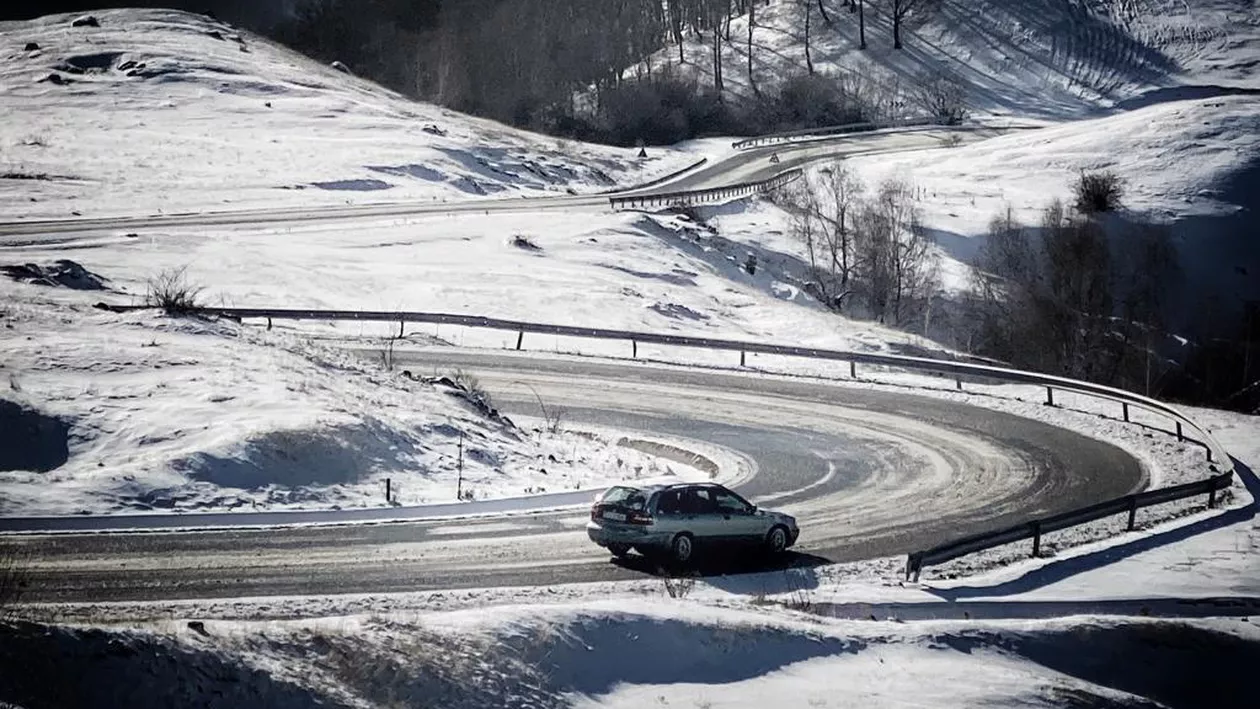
627, 511, 653, 526
591, 505, 600, 521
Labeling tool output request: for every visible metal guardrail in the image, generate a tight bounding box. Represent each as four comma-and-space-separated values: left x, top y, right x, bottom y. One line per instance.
599, 157, 709, 196
608, 168, 802, 211
731, 118, 938, 150
94, 304, 1236, 568
904, 473, 1235, 581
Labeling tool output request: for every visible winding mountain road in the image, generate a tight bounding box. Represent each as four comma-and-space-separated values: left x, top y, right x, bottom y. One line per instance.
0, 126, 1006, 244
0, 122, 1138, 606
10, 351, 1143, 603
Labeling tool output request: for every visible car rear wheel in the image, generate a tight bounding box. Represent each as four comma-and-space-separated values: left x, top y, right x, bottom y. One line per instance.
607, 543, 631, 558
670, 533, 695, 564
766, 526, 789, 555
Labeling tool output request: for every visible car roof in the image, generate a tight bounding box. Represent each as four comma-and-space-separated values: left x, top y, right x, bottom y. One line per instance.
606, 482, 728, 495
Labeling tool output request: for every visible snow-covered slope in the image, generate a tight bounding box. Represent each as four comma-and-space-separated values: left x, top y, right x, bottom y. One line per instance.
0, 279, 699, 516
845, 94, 1260, 309
3, 603, 1256, 709
646, 0, 1259, 119
0, 9, 691, 220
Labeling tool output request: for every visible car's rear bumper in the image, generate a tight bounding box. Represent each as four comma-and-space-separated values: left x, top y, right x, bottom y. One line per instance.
586, 521, 670, 549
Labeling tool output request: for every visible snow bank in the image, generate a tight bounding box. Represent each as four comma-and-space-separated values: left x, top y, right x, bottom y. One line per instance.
0, 8, 692, 220
4, 604, 1257, 709
0, 281, 700, 516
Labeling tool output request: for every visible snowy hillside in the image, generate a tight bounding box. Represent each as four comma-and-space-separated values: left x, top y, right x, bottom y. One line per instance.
0, 9, 692, 220
0, 276, 701, 516
705, 94, 1260, 317
644, 0, 1258, 118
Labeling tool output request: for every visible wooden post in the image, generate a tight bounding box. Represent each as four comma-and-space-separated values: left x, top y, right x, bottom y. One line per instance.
457, 432, 464, 500
955, 377, 962, 391
740, 351, 746, 367
632, 340, 638, 359
385, 477, 391, 503
1127, 496, 1138, 530
849, 361, 856, 379
1031, 522, 1041, 557
1209, 486, 1218, 509
1176, 421, 1184, 441
1122, 402, 1129, 422
1045, 387, 1055, 406
398, 320, 405, 338
515, 331, 524, 351
266, 317, 272, 331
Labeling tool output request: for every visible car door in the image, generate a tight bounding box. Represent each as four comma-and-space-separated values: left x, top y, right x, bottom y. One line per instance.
682, 487, 725, 542
712, 488, 766, 544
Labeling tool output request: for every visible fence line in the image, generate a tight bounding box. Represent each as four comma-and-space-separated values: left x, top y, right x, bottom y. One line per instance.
608, 169, 802, 211
730, 118, 938, 150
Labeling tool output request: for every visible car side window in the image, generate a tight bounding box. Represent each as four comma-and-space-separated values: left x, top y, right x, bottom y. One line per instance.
656, 490, 682, 515
683, 488, 718, 515
714, 490, 751, 514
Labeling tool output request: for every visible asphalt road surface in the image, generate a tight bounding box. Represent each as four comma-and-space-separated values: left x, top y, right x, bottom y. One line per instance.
11, 351, 1143, 603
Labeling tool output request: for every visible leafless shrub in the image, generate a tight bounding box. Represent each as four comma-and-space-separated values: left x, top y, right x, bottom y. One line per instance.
527, 385, 565, 433
451, 369, 492, 410
145, 266, 204, 315
1073, 170, 1125, 214
380, 336, 397, 372
914, 71, 970, 125
661, 571, 696, 599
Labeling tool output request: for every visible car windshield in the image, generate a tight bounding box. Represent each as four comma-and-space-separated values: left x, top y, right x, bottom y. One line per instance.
599, 486, 648, 511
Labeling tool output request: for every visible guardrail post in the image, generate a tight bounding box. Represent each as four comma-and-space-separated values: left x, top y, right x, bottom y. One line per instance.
1206, 446, 1215, 463
1031, 522, 1042, 557
955, 376, 962, 391
740, 351, 746, 367
1122, 402, 1130, 422
385, 477, 391, 503
632, 340, 637, 359
1176, 421, 1184, 442
849, 361, 857, 379
515, 331, 524, 351
398, 320, 405, 338
1045, 387, 1055, 406
266, 317, 272, 331
1127, 496, 1138, 530
1208, 486, 1218, 509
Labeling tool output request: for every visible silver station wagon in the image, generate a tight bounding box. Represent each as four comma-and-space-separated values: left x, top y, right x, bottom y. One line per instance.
586, 482, 799, 563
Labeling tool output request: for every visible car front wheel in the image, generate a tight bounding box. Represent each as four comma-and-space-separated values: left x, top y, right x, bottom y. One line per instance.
766, 526, 789, 555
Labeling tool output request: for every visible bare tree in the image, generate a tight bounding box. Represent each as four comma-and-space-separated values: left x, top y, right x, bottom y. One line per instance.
747, 0, 758, 94
800, 0, 815, 74
783, 164, 866, 310
888, 0, 938, 49
856, 179, 936, 324
914, 70, 969, 124
858, 0, 868, 50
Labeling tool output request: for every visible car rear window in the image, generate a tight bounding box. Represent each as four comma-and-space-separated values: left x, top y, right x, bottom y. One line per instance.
600, 486, 648, 511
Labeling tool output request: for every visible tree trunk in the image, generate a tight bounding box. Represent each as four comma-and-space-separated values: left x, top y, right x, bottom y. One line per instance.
804, 2, 814, 74
859, 0, 867, 50
748, 0, 756, 94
